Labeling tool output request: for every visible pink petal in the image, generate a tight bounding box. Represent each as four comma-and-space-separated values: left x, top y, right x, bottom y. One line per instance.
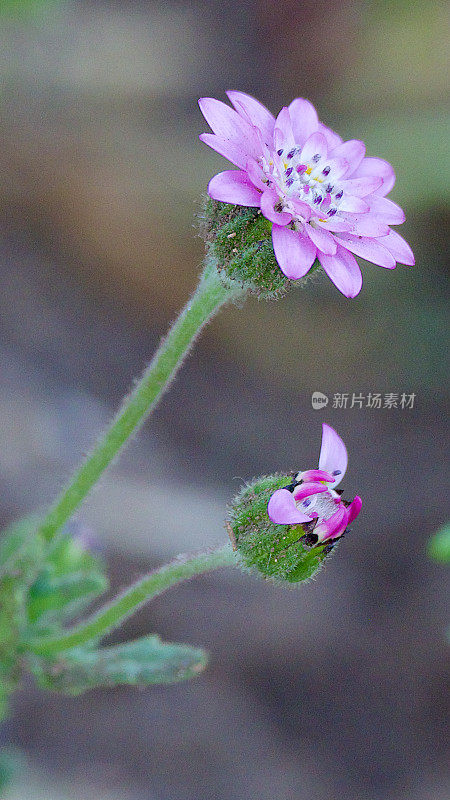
208, 170, 262, 206
274, 106, 295, 151
368, 195, 405, 224
298, 469, 336, 484
316, 217, 352, 233
307, 224, 337, 255
323, 157, 349, 181
200, 133, 254, 171
198, 97, 260, 159
350, 216, 390, 237
339, 195, 370, 213
330, 139, 366, 175
260, 187, 292, 225
353, 157, 395, 196
288, 98, 320, 145
315, 504, 348, 542
376, 229, 415, 265
318, 244, 363, 298
245, 159, 268, 191
300, 131, 328, 165
346, 496, 362, 525
340, 176, 383, 197
290, 197, 312, 221
318, 423, 348, 487
272, 224, 317, 280
318, 122, 342, 150
292, 483, 328, 502
334, 234, 396, 269
267, 489, 311, 525
226, 90, 275, 146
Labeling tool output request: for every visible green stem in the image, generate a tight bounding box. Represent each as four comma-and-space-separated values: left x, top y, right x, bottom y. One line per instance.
37, 263, 241, 544
27, 544, 235, 655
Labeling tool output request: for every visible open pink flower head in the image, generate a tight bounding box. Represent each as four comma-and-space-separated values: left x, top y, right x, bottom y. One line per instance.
267, 424, 361, 543
199, 92, 414, 298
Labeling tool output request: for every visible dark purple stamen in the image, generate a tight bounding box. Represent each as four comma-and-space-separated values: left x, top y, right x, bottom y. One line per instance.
325, 184, 334, 193
312, 153, 321, 163
286, 178, 294, 187
277, 149, 283, 156
335, 190, 343, 200
332, 470, 342, 475
285, 167, 293, 177
303, 499, 312, 507
322, 166, 331, 176
328, 208, 337, 216
287, 148, 296, 159
313, 195, 322, 204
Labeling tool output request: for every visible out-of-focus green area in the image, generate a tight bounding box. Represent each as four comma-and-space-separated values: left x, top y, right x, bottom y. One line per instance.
0, 0, 60, 18
428, 522, 450, 563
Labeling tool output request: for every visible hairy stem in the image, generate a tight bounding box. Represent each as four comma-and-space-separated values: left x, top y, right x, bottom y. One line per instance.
37, 264, 241, 544
27, 544, 236, 655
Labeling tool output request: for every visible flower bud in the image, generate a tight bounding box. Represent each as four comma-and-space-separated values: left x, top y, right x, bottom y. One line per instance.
227, 425, 362, 584
227, 473, 332, 583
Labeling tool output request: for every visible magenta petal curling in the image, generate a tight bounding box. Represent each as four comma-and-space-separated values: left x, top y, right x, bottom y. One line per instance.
299, 469, 335, 484
318, 423, 348, 487
347, 496, 362, 525
314, 504, 349, 542
292, 483, 329, 502
267, 489, 311, 524
199, 91, 414, 297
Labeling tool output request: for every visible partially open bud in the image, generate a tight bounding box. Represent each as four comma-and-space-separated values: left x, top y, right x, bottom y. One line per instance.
227, 425, 362, 583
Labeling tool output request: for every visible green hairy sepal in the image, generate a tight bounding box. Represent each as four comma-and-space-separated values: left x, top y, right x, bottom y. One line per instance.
228, 474, 334, 583
199, 198, 320, 299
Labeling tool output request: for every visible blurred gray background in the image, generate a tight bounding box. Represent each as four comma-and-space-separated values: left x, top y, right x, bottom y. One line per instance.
0, 0, 449, 798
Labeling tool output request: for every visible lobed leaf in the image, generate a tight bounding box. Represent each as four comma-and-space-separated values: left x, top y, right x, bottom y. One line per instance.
28, 635, 209, 695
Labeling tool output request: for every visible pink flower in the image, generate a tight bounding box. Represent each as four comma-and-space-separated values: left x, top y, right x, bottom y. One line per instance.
267, 424, 361, 544
199, 92, 414, 298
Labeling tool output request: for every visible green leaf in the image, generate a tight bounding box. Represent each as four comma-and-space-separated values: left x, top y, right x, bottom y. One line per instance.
0, 515, 44, 583
28, 635, 208, 695
26, 532, 109, 625
427, 522, 450, 563
45, 533, 105, 578
27, 570, 109, 624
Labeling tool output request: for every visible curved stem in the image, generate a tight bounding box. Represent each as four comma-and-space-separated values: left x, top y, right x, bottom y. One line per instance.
37, 264, 241, 544
27, 544, 236, 655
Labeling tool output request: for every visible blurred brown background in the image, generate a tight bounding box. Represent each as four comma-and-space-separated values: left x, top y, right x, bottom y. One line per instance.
0, 0, 449, 798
